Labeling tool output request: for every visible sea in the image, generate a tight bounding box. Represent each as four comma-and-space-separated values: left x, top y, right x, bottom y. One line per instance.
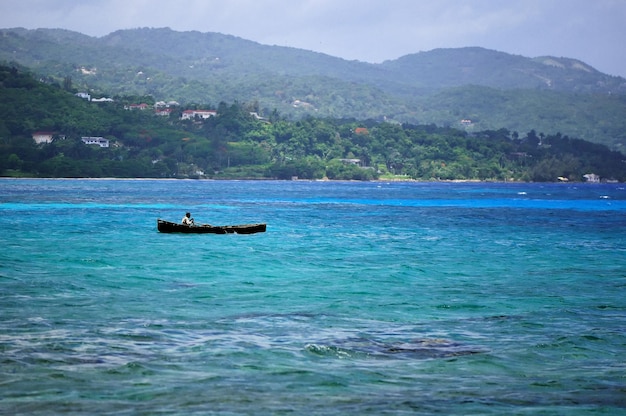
1, 178, 625, 415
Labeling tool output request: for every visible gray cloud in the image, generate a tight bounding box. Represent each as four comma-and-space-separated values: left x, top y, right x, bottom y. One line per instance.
0, 0, 624, 77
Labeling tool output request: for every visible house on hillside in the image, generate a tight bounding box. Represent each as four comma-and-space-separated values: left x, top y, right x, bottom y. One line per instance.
292, 99, 315, 109
155, 108, 173, 116
125, 103, 149, 110
32, 131, 63, 144
339, 158, 362, 166
75, 92, 91, 101
81, 137, 110, 148
155, 100, 180, 108
181, 110, 216, 120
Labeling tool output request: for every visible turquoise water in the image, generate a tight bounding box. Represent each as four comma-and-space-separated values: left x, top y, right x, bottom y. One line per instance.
1, 179, 625, 415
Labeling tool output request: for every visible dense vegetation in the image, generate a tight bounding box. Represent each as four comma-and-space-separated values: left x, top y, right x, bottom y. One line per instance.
1, 65, 625, 181
2, 28, 626, 151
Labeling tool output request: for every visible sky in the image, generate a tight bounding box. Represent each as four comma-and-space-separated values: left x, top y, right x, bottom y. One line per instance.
1, 0, 625, 78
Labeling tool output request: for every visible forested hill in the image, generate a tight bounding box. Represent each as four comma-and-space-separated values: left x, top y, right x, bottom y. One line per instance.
1, 64, 625, 182
1, 27, 626, 151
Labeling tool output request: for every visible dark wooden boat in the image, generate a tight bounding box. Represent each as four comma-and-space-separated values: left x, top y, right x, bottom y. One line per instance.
157, 219, 266, 234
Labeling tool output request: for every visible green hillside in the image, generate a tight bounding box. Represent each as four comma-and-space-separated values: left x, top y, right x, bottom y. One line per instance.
1, 64, 624, 182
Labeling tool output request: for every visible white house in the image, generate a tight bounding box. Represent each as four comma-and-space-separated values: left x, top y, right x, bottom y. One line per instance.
125, 103, 149, 110
339, 158, 361, 165
155, 108, 173, 116
32, 131, 55, 144
81, 136, 110, 148
154, 100, 180, 108
75, 92, 91, 101
181, 110, 217, 120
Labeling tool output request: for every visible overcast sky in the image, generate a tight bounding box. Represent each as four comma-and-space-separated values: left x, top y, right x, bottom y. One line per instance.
1, 0, 625, 77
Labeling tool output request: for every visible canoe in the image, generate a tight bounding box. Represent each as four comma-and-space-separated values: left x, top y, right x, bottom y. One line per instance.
157, 219, 266, 234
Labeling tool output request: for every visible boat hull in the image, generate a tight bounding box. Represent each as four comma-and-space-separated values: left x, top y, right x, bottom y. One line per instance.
157, 219, 266, 234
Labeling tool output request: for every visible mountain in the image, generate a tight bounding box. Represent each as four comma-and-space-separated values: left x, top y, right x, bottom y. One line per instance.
381, 47, 622, 92
1, 27, 625, 151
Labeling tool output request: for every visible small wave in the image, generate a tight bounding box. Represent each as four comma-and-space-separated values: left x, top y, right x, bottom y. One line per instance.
305, 338, 485, 360
305, 343, 356, 359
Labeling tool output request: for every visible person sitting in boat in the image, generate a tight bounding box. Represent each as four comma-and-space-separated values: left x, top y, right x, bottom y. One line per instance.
181, 212, 195, 226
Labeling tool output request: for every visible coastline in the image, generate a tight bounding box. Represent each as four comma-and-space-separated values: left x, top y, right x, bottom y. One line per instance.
0, 176, 619, 184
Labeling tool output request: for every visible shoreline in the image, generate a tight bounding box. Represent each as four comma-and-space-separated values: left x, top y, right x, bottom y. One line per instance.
0, 176, 618, 184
